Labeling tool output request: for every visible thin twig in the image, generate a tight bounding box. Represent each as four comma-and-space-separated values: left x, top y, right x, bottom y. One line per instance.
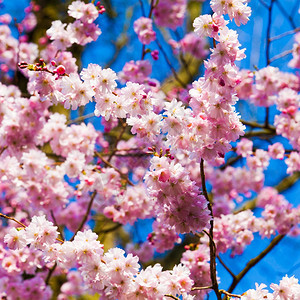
269, 27, 300, 41
259, 0, 269, 9
241, 120, 275, 130
217, 255, 236, 279
50, 210, 65, 240
155, 39, 186, 88
108, 119, 127, 162
220, 155, 242, 171
0, 213, 26, 228
269, 49, 293, 63
138, 0, 145, 16
0, 213, 64, 244
275, 0, 296, 29
95, 152, 134, 186
67, 113, 95, 125
265, 0, 274, 128
45, 262, 57, 285
70, 190, 97, 241
192, 286, 213, 291
220, 289, 241, 298
164, 295, 180, 300
141, 0, 156, 59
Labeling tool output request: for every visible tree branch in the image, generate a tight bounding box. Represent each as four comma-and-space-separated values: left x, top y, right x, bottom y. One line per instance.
70, 190, 97, 241
217, 255, 237, 279
200, 159, 222, 300
95, 152, 134, 186
227, 235, 285, 293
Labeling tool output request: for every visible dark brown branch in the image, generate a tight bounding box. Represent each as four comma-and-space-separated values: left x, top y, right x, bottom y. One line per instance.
95, 152, 134, 186
70, 190, 97, 241
217, 255, 237, 279
50, 210, 65, 240
200, 159, 222, 300
275, 0, 296, 29
108, 119, 127, 162
164, 295, 180, 300
220, 290, 241, 298
227, 235, 285, 293
244, 129, 276, 138
45, 262, 57, 285
155, 39, 186, 88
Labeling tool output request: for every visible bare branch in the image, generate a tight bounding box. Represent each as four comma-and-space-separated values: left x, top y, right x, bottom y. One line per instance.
220, 289, 241, 298
227, 235, 285, 293
200, 159, 222, 300
269, 49, 293, 63
270, 27, 300, 41
95, 152, 134, 186
70, 190, 97, 241
217, 255, 237, 279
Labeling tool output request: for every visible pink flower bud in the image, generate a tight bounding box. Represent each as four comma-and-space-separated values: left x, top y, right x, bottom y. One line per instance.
56, 65, 66, 76
39, 36, 48, 45
1, 64, 9, 72
99, 7, 106, 14
19, 35, 28, 43
151, 50, 159, 60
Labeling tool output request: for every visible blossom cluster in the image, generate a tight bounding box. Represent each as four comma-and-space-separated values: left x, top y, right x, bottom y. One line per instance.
3, 216, 194, 300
